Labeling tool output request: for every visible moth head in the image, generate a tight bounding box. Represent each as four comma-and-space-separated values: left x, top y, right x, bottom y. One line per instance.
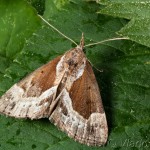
79, 33, 84, 49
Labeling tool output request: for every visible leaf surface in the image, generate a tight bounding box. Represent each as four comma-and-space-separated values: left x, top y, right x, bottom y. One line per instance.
99, 0, 150, 47
0, 0, 149, 150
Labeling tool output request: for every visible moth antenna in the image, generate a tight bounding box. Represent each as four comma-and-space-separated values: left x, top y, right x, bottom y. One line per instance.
84, 37, 129, 73
38, 15, 78, 46
84, 37, 129, 47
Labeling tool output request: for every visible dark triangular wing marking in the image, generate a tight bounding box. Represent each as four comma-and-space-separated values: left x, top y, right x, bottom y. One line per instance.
0, 56, 61, 119
49, 61, 108, 146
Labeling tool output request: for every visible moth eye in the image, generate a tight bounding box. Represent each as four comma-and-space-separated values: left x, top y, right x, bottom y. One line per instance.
67, 59, 74, 66
41, 70, 44, 73
74, 63, 77, 67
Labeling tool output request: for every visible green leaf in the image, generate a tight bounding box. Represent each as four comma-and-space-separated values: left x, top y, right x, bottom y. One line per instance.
98, 0, 150, 48
0, 0, 150, 150
0, 0, 41, 59
27, 0, 46, 15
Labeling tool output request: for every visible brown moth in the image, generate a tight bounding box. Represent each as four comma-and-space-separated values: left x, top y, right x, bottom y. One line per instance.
0, 32, 108, 146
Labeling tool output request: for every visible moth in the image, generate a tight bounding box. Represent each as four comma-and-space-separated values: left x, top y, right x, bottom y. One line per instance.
0, 18, 109, 146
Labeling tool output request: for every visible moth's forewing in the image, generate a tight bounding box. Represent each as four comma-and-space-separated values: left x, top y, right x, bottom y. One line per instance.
50, 59, 108, 146
0, 56, 61, 119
